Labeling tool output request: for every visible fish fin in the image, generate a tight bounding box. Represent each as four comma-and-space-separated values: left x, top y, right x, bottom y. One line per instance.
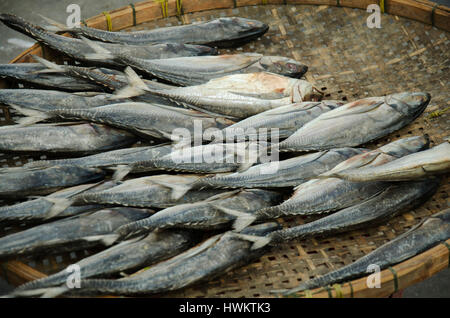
229, 91, 286, 100
212, 205, 256, 231
43, 197, 73, 219
111, 165, 132, 181
38, 14, 69, 32
321, 100, 385, 120
124, 67, 150, 91
83, 234, 119, 246
31, 54, 65, 73
231, 233, 270, 250
111, 67, 150, 99
8, 104, 50, 125
41, 286, 70, 298
203, 189, 242, 202
80, 36, 114, 60
151, 180, 192, 200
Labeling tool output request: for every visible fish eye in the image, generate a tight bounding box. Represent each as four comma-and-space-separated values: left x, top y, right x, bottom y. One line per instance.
286, 63, 298, 71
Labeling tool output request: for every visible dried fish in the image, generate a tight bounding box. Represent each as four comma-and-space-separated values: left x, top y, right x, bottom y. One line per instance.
0, 123, 136, 154
45, 16, 269, 48
278, 92, 430, 152
0, 14, 217, 67
74, 174, 229, 209
116, 189, 282, 238
255, 136, 430, 219
14, 230, 198, 292
329, 141, 450, 182
267, 178, 440, 245
0, 166, 106, 199
282, 208, 450, 295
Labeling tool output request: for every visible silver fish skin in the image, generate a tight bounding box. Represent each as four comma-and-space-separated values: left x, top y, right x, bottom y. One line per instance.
256, 136, 430, 219
0, 183, 103, 225
268, 178, 440, 245
48, 102, 234, 141
284, 208, 450, 295
198, 147, 365, 189
112, 53, 308, 86
0, 166, 106, 199
330, 141, 450, 182
0, 14, 217, 66
0, 63, 101, 91
278, 92, 431, 152
145, 142, 258, 174
22, 144, 173, 174
60, 17, 269, 48
14, 230, 198, 292
0, 89, 130, 113
0, 123, 136, 154
116, 189, 282, 237
222, 100, 343, 140
138, 72, 322, 119
0, 207, 152, 259
42, 222, 280, 297
74, 174, 229, 209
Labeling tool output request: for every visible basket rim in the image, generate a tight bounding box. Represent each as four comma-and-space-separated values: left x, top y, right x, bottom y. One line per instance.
1, 0, 449, 298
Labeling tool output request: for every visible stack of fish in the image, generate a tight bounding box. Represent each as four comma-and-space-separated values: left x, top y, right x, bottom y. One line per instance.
0, 13, 448, 298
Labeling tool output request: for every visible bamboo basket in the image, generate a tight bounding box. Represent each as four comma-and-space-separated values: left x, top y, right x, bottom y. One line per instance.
0, 0, 449, 298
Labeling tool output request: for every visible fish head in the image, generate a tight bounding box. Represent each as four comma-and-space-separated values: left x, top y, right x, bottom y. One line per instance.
0, 13, 39, 34
259, 56, 308, 78
385, 92, 431, 119
221, 17, 269, 38
379, 135, 430, 158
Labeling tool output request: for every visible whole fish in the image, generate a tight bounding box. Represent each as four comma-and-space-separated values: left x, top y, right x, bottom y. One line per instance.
116, 189, 283, 238
0, 123, 136, 154
267, 178, 440, 245
282, 208, 450, 295
74, 174, 228, 209
40, 102, 234, 141
255, 136, 430, 220
22, 144, 173, 175
13, 230, 198, 293
119, 68, 322, 119
222, 101, 343, 140
86, 47, 308, 85
278, 92, 430, 152
0, 14, 217, 67
45, 16, 269, 48
0, 63, 102, 91
0, 207, 151, 259
140, 142, 261, 174
328, 141, 450, 182
197, 147, 365, 189
0, 166, 105, 199
28, 222, 279, 297
0, 183, 102, 225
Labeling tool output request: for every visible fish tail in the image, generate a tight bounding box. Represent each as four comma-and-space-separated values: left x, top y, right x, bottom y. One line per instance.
8, 104, 50, 125
111, 66, 150, 99
80, 36, 114, 60
30, 54, 65, 73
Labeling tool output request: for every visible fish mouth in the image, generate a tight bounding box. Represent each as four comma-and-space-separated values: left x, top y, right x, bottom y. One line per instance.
386, 92, 431, 118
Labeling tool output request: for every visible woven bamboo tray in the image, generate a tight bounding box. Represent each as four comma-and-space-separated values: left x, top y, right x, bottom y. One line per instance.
0, 0, 449, 298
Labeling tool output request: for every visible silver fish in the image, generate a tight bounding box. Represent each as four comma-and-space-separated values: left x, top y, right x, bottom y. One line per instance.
0, 123, 136, 154
13, 230, 198, 293
22, 144, 173, 175
0, 63, 101, 91
278, 92, 431, 152
91, 51, 308, 86
0, 166, 105, 199
29, 222, 279, 297
0, 183, 102, 225
74, 174, 229, 209
45, 16, 269, 48
0, 207, 151, 259
43, 102, 234, 141
120, 69, 322, 119
255, 136, 430, 219
268, 178, 440, 245
282, 208, 450, 295
0, 14, 217, 67
222, 100, 343, 140
197, 147, 365, 189
329, 141, 450, 182
116, 189, 283, 238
